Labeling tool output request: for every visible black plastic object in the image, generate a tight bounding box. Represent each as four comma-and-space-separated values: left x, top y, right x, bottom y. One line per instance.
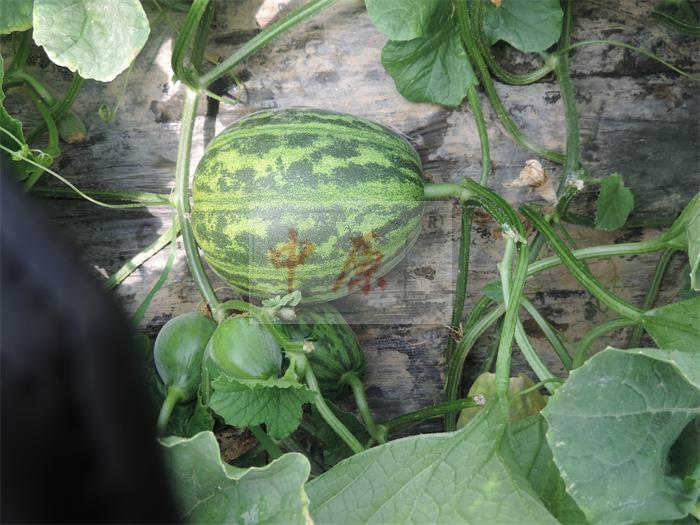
1, 157, 179, 524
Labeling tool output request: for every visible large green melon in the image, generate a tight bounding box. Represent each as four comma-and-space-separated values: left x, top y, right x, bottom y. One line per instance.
191, 108, 425, 303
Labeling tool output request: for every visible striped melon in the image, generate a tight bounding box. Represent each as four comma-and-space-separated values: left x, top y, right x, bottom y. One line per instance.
191, 108, 424, 303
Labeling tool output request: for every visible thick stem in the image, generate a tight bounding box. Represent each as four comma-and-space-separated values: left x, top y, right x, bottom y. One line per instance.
175, 88, 221, 313
8, 30, 32, 74
447, 84, 491, 360
453, 0, 565, 163
172, 0, 210, 87
383, 398, 480, 433
249, 425, 284, 460
472, 0, 554, 86
495, 240, 529, 397
199, 0, 339, 88
157, 386, 183, 433
342, 372, 386, 444
305, 366, 364, 454
628, 248, 676, 347
513, 321, 557, 392
445, 304, 505, 431
23, 90, 59, 190
522, 205, 643, 321
573, 318, 638, 368
27, 74, 85, 143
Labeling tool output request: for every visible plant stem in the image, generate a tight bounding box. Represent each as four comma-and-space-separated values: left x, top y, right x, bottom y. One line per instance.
628, 248, 676, 347
513, 320, 557, 391
8, 30, 32, 74
527, 238, 667, 277
341, 372, 386, 444
573, 318, 638, 368
652, 8, 700, 36
199, 0, 339, 88
445, 304, 505, 431
495, 240, 529, 398
27, 74, 85, 143
250, 425, 283, 460
453, 0, 565, 163
31, 186, 173, 207
471, 0, 554, 85
172, 0, 210, 87
23, 90, 59, 190
305, 366, 364, 454
106, 221, 180, 290
157, 386, 183, 433
522, 205, 643, 321
175, 88, 221, 314
554, 0, 579, 192
520, 296, 573, 370
446, 83, 489, 361
383, 398, 480, 433
279, 436, 324, 476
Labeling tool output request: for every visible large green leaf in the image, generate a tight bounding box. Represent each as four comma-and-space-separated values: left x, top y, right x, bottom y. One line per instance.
626, 346, 700, 390
483, 0, 563, 53
641, 296, 700, 353
161, 431, 311, 524
32, 0, 149, 82
0, 53, 27, 152
209, 375, 316, 439
381, 7, 476, 107
0, 0, 33, 34
364, 0, 440, 41
511, 416, 588, 524
594, 173, 634, 231
307, 401, 558, 524
543, 348, 700, 524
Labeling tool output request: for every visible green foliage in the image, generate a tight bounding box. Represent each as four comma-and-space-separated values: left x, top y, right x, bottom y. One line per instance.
307, 402, 558, 524
511, 416, 588, 524
160, 431, 312, 524
543, 348, 700, 524
364, 0, 440, 41
0, 0, 33, 34
482, 0, 564, 53
32, 0, 150, 82
209, 375, 316, 440
642, 295, 700, 352
687, 196, 700, 290
594, 173, 635, 230
381, 15, 476, 107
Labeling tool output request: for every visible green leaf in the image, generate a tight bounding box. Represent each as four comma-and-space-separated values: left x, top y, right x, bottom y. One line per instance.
511, 416, 588, 524
364, 0, 440, 41
209, 375, 316, 439
642, 296, 700, 353
543, 348, 700, 524
161, 431, 312, 524
626, 346, 700, 390
483, 0, 563, 53
680, 264, 700, 300
381, 8, 476, 107
0, 0, 33, 34
687, 196, 700, 290
660, 193, 699, 251
32, 0, 150, 82
307, 401, 558, 524
594, 173, 635, 230
456, 372, 546, 428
